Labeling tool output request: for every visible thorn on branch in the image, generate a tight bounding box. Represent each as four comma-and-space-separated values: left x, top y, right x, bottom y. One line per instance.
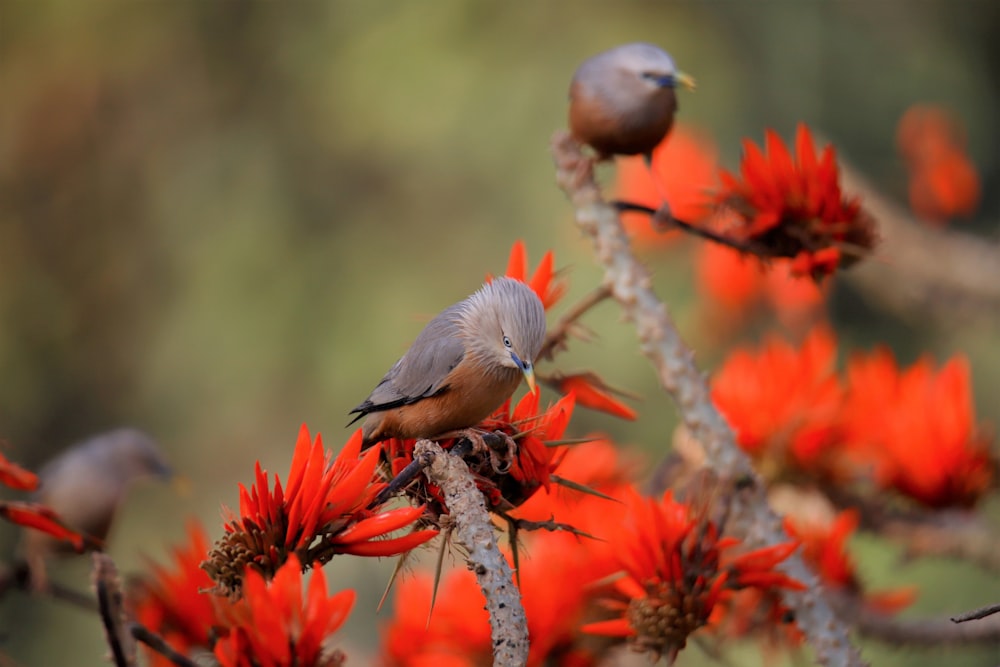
951, 602, 1000, 624
130, 623, 200, 667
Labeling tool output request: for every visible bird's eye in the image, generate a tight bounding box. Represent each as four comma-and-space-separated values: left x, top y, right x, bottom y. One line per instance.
503, 335, 512, 348
641, 71, 675, 87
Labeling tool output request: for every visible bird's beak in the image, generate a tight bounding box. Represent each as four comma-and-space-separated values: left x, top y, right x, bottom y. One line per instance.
523, 365, 538, 395
512, 352, 538, 394
676, 71, 697, 91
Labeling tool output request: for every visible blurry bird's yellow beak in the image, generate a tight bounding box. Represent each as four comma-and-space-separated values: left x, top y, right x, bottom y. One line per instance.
677, 71, 697, 91
523, 366, 538, 395
172, 474, 193, 497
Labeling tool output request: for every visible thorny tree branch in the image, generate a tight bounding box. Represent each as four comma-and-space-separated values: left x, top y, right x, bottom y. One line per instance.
551, 131, 867, 667
130, 624, 200, 667
829, 591, 1000, 645
839, 160, 1000, 323
415, 440, 528, 667
951, 602, 1000, 624
93, 553, 136, 667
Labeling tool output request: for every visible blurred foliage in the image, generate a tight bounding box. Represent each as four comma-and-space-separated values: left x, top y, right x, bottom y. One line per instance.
0, 1, 997, 665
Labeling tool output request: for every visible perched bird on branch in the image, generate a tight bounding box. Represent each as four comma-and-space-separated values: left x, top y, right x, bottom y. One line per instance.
350, 277, 546, 448
20, 428, 173, 589
569, 42, 695, 161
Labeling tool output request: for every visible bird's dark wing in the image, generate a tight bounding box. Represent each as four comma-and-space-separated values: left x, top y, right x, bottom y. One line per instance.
349, 305, 466, 420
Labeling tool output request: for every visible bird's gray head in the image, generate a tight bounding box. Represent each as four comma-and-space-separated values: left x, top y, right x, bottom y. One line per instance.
69, 428, 173, 485
581, 42, 694, 94
610, 43, 682, 91
458, 277, 546, 391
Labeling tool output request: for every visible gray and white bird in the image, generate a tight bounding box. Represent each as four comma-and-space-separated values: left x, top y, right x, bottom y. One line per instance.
21, 428, 173, 588
569, 42, 695, 161
350, 277, 546, 449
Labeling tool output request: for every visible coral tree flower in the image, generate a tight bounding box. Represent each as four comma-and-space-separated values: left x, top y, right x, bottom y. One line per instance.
711, 328, 845, 480
695, 243, 828, 339
843, 350, 993, 508
896, 104, 980, 224
502, 240, 567, 310
213, 554, 355, 667
549, 372, 637, 420
130, 522, 227, 666
785, 510, 916, 614
204, 425, 437, 598
0, 452, 38, 491
381, 515, 621, 667
0, 501, 95, 552
718, 124, 876, 279
616, 124, 719, 246
383, 391, 576, 514
583, 490, 802, 663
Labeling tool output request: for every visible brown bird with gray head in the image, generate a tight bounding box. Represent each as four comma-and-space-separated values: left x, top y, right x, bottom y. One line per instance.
20, 428, 172, 589
569, 42, 695, 162
350, 277, 546, 449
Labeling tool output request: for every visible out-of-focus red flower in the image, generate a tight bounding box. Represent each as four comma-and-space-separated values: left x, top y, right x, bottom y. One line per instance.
582, 489, 802, 662
213, 554, 355, 667
203, 425, 437, 598
718, 124, 876, 279
549, 372, 637, 420
0, 501, 95, 552
380, 569, 491, 667
380, 524, 616, 667
616, 123, 719, 247
0, 452, 38, 491
897, 104, 980, 224
785, 510, 916, 614
695, 244, 827, 339
502, 240, 567, 310
130, 522, 227, 666
711, 328, 845, 479
843, 350, 993, 508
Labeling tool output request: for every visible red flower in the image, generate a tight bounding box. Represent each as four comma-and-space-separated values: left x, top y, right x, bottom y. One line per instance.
0, 501, 95, 552
785, 510, 916, 614
0, 452, 38, 491
718, 124, 876, 279
380, 570, 491, 667
203, 425, 437, 598
129, 522, 227, 666
695, 244, 827, 340
549, 371, 637, 420
896, 104, 980, 224
843, 350, 993, 508
480, 391, 575, 510
616, 124, 719, 247
383, 392, 576, 513
214, 553, 355, 667
380, 527, 617, 667
711, 328, 845, 479
503, 240, 567, 310
582, 489, 802, 662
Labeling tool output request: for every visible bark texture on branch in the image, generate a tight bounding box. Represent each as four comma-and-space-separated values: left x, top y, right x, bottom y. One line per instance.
551, 130, 867, 667
415, 440, 528, 667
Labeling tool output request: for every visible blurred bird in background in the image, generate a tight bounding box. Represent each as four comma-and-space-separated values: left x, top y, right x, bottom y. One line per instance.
19, 428, 173, 590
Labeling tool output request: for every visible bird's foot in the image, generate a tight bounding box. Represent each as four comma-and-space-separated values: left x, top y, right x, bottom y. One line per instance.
447, 428, 519, 475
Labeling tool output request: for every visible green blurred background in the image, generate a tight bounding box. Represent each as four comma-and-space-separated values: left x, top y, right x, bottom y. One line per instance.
1, 2, 997, 665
